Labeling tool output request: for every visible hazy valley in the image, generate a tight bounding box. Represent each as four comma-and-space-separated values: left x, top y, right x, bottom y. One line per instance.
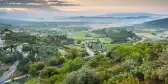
0, 11, 168, 84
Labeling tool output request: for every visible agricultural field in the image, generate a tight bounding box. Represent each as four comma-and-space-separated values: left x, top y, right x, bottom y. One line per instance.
134, 28, 168, 41
63, 45, 84, 50
67, 31, 108, 43
67, 31, 86, 40
98, 37, 112, 44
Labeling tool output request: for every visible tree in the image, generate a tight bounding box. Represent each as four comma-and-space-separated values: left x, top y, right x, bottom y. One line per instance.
29, 65, 38, 77
18, 58, 30, 73
9, 44, 15, 52
22, 44, 31, 52
28, 62, 45, 77
87, 55, 110, 68
40, 67, 59, 79
67, 48, 80, 59
3, 53, 21, 64
36, 62, 45, 71
48, 58, 59, 66
106, 49, 121, 63
59, 57, 84, 73
48, 57, 65, 66
64, 67, 101, 84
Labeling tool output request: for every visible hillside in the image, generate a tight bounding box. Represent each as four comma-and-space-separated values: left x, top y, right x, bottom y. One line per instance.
93, 28, 141, 43
135, 18, 168, 29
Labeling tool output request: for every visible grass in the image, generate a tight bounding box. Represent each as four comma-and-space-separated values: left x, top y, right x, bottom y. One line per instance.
63, 45, 84, 50
105, 43, 133, 49
105, 44, 119, 49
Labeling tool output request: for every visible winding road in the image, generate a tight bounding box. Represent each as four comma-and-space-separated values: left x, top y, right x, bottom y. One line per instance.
4, 74, 29, 83
0, 41, 25, 83
0, 61, 20, 84
0, 43, 30, 84
84, 44, 94, 59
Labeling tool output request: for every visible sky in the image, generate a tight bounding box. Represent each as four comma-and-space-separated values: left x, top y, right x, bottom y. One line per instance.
0, 0, 168, 17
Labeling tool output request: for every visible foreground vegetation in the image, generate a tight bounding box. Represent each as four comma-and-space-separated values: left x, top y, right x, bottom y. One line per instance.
0, 24, 168, 84
23, 42, 168, 84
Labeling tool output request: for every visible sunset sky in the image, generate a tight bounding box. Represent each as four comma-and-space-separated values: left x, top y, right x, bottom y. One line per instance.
0, 0, 168, 17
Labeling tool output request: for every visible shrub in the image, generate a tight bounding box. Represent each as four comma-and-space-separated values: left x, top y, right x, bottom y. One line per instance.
120, 76, 140, 84
36, 62, 45, 71
64, 67, 101, 84
48, 57, 65, 66
40, 67, 59, 79
59, 57, 84, 73
104, 72, 131, 84
87, 55, 110, 68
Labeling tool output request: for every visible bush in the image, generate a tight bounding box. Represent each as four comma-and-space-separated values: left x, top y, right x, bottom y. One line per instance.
64, 67, 101, 84
67, 48, 81, 59
157, 65, 168, 79
48, 57, 65, 66
121, 59, 138, 71
59, 57, 84, 73
29, 65, 38, 77
103, 72, 131, 84
40, 67, 59, 79
36, 62, 45, 71
48, 58, 59, 66
28, 62, 45, 77
87, 55, 110, 68
139, 62, 156, 80
47, 74, 66, 84
120, 76, 140, 84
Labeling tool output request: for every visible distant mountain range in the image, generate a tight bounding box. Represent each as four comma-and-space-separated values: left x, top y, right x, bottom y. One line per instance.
70, 16, 151, 19
0, 12, 168, 29
0, 12, 167, 21
99, 13, 166, 17
134, 18, 168, 29
70, 13, 167, 19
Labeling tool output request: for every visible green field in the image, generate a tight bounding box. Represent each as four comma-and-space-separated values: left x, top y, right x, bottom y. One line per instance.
68, 31, 104, 41
105, 43, 133, 49
68, 31, 86, 40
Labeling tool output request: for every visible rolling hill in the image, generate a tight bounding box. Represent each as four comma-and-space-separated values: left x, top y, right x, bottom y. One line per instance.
135, 18, 168, 29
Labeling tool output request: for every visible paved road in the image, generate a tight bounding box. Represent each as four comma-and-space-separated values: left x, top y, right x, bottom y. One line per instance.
84, 44, 94, 59
0, 61, 20, 83
4, 74, 29, 83
0, 43, 30, 83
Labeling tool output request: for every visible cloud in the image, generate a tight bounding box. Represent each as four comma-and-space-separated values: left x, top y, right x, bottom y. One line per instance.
0, 0, 79, 11
0, 0, 167, 14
